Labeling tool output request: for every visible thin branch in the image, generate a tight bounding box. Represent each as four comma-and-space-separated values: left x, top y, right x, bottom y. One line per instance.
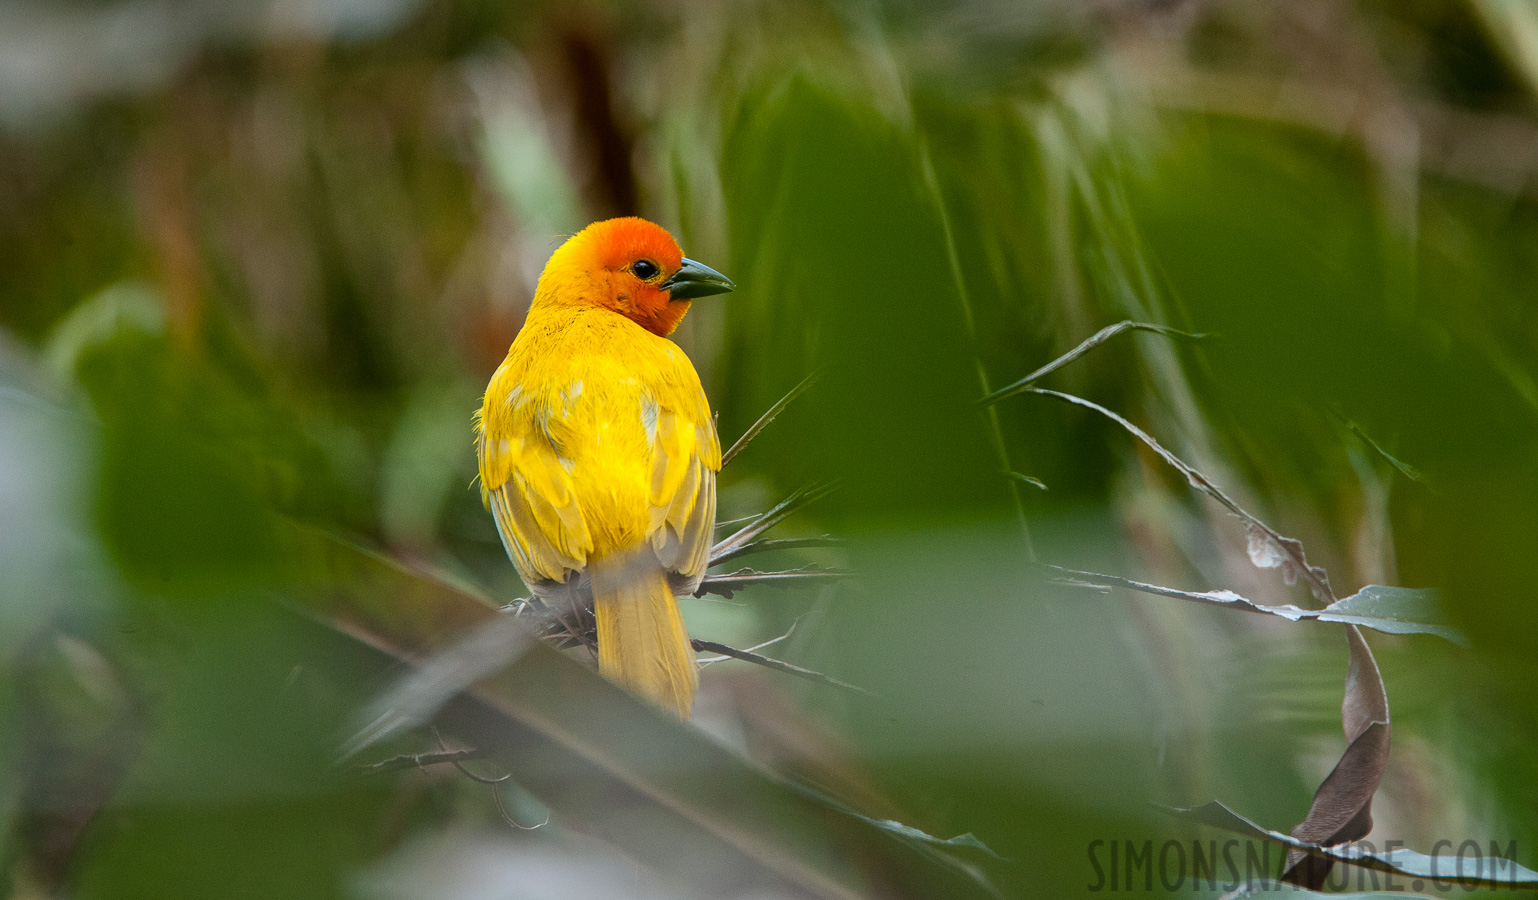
709, 536, 843, 567
711, 482, 837, 560
452, 756, 512, 784
388, 735, 548, 829
722, 373, 819, 468
504, 594, 596, 656
699, 616, 803, 668
436, 727, 511, 784
362, 748, 489, 775
690, 638, 872, 695
1053, 565, 1466, 644
1019, 387, 1335, 602
982, 321, 1212, 405
1050, 565, 1256, 606
695, 566, 850, 599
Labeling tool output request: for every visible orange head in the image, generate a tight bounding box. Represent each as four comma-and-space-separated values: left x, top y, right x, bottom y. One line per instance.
530, 217, 735, 336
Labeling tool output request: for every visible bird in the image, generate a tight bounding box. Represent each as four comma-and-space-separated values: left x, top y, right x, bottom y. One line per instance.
475, 217, 734, 718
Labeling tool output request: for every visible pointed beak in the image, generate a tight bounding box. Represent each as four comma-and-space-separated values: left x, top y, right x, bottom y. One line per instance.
661, 258, 735, 300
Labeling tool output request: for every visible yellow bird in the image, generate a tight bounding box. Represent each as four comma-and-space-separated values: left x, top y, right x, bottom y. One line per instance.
476, 218, 734, 717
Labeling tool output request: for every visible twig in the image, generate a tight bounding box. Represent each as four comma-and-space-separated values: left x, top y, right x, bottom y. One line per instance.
435, 727, 511, 784
722, 373, 818, 468
695, 566, 850, 599
1050, 565, 1256, 606
451, 755, 512, 784
1048, 565, 1462, 642
709, 536, 843, 567
362, 748, 490, 775
510, 593, 597, 656
690, 639, 873, 695
698, 617, 803, 668
419, 731, 547, 830
1018, 387, 1335, 602
711, 482, 837, 559
981, 321, 1212, 405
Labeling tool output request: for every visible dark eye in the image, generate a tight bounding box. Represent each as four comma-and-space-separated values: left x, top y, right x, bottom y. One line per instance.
631, 259, 659, 280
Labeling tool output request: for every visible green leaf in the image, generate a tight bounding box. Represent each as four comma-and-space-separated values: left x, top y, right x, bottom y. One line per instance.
1318, 586, 1467, 646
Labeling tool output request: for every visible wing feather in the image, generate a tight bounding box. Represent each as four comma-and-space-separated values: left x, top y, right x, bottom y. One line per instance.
478, 321, 719, 597
480, 429, 591, 586
648, 403, 718, 589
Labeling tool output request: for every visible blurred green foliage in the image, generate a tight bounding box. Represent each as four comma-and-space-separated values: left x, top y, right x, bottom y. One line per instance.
4, 0, 1538, 897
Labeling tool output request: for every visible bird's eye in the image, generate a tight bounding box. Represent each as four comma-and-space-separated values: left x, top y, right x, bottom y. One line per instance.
631, 259, 659, 280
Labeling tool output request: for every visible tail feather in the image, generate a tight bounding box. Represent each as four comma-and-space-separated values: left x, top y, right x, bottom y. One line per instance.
592, 558, 697, 717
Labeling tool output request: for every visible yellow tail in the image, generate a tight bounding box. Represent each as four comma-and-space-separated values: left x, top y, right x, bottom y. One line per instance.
592, 559, 698, 717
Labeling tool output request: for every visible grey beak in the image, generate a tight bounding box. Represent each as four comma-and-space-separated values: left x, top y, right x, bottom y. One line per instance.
661, 258, 735, 299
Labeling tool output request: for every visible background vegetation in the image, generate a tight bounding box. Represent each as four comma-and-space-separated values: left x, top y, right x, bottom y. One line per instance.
4, 0, 1538, 897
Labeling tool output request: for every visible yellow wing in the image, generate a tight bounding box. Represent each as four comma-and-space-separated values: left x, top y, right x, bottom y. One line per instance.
479, 417, 593, 585
647, 401, 720, 594
476, 313, 720, 597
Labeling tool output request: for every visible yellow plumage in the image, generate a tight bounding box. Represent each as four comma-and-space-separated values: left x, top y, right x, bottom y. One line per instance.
475, 218, 728, 717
